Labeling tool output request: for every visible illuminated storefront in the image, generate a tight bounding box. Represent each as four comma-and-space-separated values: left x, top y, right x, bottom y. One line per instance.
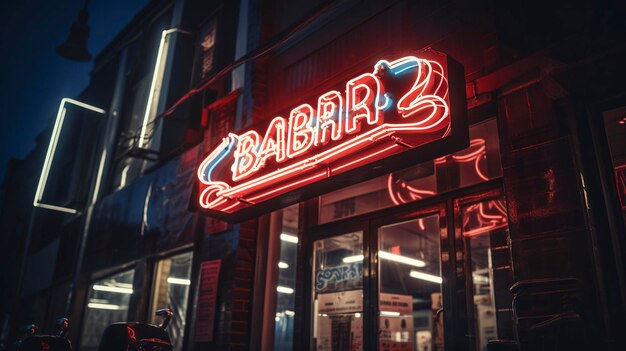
3, 1, 626, 351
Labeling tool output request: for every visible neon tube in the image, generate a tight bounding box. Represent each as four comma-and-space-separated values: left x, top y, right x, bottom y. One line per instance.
34, 98, 105, 214
138, 28, 191, 148
197, 55, 451, 212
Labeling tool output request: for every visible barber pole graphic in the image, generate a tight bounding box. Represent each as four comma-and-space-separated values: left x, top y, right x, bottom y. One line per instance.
196, 52, 467, 221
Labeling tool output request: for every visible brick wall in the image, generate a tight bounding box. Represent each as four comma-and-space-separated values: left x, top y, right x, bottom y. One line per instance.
498, 82, 598, 349
217, 219, 258, 350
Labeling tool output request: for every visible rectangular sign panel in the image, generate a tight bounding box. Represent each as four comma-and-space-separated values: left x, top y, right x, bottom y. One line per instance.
196, 51, 467, 222
194, 259, 221, 342
317, 289, 363, 314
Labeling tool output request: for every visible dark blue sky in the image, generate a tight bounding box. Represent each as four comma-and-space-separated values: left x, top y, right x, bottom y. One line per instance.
0, 0, 150, 183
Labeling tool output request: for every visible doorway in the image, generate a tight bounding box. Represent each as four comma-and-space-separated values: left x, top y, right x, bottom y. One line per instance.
304, 203, 448, 351
301, 188, 512, 351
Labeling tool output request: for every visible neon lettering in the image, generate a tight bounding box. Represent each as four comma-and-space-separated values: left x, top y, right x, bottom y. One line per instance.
257, 117, 287, 168
315, 91, 343, 146
232, 131, 260, 182
345, 73, 385, 135
198, 55, 454, 213
287, 104, 315, 159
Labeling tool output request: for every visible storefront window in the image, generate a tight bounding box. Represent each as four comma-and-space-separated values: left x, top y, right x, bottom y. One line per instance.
80, 269, 135, 351
311, 232, 364, 350
150, 252, 193, 351
461, 198, 512, 351
274, 204, 299, 350
320, 118, 502, 223
602, 106, 626, 229
378, 214, 444, 351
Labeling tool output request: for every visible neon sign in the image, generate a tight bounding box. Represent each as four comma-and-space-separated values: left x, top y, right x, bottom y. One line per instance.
197, 52, 467, 221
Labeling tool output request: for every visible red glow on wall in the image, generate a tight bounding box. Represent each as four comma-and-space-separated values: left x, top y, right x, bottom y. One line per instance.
196, 53, 466, 220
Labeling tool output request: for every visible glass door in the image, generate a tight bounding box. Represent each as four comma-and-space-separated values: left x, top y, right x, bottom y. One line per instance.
376, 212, 445, 351
457, 196, 514, 351
306, 204, 449, 351
311, 231, 364, 351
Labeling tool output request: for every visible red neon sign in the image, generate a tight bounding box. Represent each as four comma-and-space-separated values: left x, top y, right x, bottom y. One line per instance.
197, 52, 467, 221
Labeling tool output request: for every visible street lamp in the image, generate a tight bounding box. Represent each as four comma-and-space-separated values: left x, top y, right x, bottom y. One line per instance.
56, 0, 92, 62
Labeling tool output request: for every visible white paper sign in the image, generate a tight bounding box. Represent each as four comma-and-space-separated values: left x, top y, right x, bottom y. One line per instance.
317, 290, 363, 314
379, 293, 413, 315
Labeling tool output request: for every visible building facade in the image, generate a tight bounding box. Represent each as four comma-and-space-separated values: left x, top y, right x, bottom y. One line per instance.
1, 0, 626, 350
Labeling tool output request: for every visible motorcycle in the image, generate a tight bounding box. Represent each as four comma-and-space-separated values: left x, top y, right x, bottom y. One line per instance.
96, 309, 174, 351
18, 318, 71, 351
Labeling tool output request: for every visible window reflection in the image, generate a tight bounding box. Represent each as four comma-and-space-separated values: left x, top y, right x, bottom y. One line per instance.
462, 199, 508, 238
80, 269, 135, 351
378, 214, 444, 351
462, 198, 513, 351
320, 118, 502, 223
151, 252, 193, 351
311, 232, 363, 351
602, 106, 626, 229
274, 204, 299, 350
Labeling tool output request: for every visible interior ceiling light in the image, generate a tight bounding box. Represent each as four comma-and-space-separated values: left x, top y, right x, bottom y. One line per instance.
92, 285, 133, 294
410, 270, 443, 284
280, 233, 298, 244
380, 311, 401, 317
379, 251, 426, 267
277, 286, 294, 294
167, 277, 191, 285
342, 254, 364, 263
87, 302, 121, 310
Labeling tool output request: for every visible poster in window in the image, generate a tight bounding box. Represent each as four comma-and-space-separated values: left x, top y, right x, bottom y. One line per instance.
379, 293, 413, 351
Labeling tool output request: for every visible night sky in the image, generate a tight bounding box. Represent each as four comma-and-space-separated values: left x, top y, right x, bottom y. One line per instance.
0, 0, 150, 183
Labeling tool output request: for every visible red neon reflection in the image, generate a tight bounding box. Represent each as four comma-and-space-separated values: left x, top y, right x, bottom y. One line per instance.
462, 200, 508, 238
198, 56, 451, 212
127, 325, 137, 342
616, 165, 626, 209
387, 174, 436, 206
387, 138, 488, 206
436, 138, 488, 181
